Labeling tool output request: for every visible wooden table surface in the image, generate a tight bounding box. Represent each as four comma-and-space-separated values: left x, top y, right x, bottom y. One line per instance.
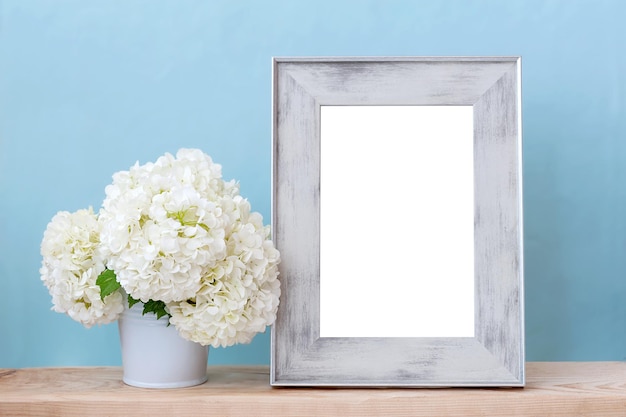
1, 362, 625, 416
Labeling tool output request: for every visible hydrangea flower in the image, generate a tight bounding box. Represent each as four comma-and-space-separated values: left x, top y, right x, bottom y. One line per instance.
40, 208, 124, 327
98, 149, 239, 304
167, 196, 281, 347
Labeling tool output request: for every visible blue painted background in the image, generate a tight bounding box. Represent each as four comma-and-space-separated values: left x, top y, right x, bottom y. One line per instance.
1, 0, 625, 367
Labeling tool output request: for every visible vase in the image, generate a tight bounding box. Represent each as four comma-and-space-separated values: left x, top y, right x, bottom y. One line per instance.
118, 303, 209, 388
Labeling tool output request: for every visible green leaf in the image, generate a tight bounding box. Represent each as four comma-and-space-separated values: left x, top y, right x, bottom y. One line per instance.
96, 269, 121, 301
127, 294, 141, 309
142, 299, 171, 322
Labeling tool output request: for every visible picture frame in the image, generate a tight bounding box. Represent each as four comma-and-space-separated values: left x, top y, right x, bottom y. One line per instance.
271, 57, 524, 387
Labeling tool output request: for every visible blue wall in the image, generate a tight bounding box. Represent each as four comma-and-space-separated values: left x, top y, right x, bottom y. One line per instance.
1, 0, 625, 367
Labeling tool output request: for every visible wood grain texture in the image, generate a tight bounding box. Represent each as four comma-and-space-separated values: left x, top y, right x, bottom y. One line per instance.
1, 363, 625, 417
271, 57, 524, 386
473, 59, 524, 384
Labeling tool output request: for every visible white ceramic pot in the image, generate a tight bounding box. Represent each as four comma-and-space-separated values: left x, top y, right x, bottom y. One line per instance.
118, 303, 209, 388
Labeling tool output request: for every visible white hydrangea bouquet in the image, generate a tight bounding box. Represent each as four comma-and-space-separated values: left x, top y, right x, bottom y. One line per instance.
40, 148, 281, 348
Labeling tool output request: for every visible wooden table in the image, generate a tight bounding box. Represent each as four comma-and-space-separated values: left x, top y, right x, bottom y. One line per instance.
1, 362, 625, 416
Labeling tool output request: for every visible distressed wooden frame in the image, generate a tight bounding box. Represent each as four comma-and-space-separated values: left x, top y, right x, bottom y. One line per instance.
271, 57, 524, 387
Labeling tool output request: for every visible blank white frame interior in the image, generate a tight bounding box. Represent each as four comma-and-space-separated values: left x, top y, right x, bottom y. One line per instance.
319, 105, 475, 338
